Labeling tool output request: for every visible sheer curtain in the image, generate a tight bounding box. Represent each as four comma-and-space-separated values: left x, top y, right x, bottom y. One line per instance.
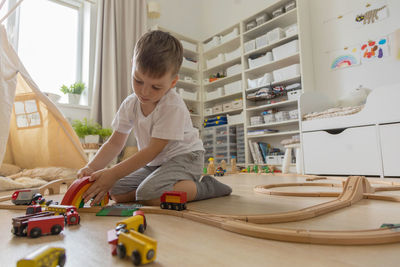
91, 0, 147, 127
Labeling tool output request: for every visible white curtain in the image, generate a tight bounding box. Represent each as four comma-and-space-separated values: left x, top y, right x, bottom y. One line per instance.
91, 0, 147, 127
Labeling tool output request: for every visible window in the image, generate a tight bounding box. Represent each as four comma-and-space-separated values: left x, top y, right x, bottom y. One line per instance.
6, 0, 94, 105
14, 99, 42, 128
18, 0, 81, 97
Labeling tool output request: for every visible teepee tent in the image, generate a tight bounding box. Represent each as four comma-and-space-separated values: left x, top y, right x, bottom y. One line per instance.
0, 19, 87, 169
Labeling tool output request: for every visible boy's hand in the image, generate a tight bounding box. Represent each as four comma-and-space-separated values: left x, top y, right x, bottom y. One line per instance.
82, 169, 118, 206
77, 166, 95, 178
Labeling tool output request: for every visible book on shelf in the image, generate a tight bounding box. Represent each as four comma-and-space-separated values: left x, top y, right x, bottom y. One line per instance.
258, 142, 270, 163
252, 141, 264, 164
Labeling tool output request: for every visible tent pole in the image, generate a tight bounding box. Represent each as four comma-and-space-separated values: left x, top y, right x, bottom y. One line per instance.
0, 0, 24, 24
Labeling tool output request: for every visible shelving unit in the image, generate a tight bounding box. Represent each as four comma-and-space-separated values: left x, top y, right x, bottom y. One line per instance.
154, 0, 315, 171
155, 26, 203, 130
199, 0, 313, 170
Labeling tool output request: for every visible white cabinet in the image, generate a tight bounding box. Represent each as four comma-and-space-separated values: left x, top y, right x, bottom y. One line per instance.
303, 126, 381, 175
380, 123, 400, 176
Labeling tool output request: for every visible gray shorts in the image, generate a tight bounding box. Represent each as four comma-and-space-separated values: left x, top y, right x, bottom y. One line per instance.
109, 150, 204, 200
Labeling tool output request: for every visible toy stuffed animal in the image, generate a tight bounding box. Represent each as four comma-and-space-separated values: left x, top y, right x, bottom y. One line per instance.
337, 86, 372, 107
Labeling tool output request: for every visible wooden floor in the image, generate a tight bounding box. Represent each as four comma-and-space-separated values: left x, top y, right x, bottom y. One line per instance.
1, 173, 400, 267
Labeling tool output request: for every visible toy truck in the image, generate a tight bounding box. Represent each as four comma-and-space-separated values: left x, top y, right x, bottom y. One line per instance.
26, 204, 80, 226
11, 189, 42, 205
11, 212, 64, 238
109, 229, 157, 265
116, 210, 146, 233
160, 191, 187, 211
17, 246, 66, 267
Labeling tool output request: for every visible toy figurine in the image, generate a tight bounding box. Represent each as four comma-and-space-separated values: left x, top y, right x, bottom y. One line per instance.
207, 157, 216, 175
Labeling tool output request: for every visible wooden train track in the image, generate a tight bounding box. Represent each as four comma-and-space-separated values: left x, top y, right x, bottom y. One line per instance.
2, 176, 400, 245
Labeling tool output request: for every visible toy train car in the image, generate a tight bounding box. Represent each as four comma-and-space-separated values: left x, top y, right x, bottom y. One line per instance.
12, 212, 64, 238
17, 246, 66, 267
160, 191, 187, 211
116, 210, 147, 233
108, 229, 157, 266
11, 189, 43, 205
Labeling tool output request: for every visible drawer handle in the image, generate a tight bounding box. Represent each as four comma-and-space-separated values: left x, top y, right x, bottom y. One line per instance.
325, 128, 346, 135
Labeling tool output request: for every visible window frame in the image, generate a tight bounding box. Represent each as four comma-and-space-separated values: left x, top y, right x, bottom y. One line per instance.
6, 0, 95, 106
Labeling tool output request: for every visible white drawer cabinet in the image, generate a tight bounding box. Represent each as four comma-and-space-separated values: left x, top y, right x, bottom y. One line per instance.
380, 123, 400, 176
303, 126, 381, 175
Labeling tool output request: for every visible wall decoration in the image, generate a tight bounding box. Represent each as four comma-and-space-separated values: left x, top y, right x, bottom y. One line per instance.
330, 46, 361, 70
361, 37, 389, 63
354, 1, 388, 26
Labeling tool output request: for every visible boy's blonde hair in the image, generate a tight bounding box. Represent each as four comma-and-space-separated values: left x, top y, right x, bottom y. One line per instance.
133, 30, 183, 78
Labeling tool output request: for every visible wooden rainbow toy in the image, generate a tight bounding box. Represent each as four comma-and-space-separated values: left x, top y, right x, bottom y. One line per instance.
61, 177, 109, 208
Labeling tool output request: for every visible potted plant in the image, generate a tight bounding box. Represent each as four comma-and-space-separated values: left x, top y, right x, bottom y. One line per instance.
71, 118, 101, 144
60, 82, 86, 105
99, 128, 113, 143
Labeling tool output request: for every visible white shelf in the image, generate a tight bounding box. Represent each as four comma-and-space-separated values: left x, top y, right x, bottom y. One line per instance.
243, 8, 298, 40
182, 98, 200, 103
246, 75, 301, 93
180, 65, 198, 75
204, 108, 242, 118
244, 34, 298, 57
203, 73, 241, 89
247, 130, 299, 139
203, 56, 242, 76
204, 92, 242, 104
177, 79, 199, 89
247, 119, 299, 129
246, 99, 298, 112
203, 36, 241, 59
245, 52, 300, 76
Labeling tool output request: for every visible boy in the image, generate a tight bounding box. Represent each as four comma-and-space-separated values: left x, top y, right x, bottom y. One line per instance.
79, 30, 232, 205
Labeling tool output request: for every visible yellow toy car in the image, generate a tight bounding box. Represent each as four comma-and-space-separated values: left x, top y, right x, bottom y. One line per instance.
17, 246, 66, 267
116, 229, 157, 265
116, 211, 146, 233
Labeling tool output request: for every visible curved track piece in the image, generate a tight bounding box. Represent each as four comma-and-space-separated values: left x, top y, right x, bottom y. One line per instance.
61, 177, 109, 208
140, 176, 400, 245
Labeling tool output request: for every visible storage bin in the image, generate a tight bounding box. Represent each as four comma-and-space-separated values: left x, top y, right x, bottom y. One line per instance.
178, 88, 198, 101
206, 87, 224, 100
289, 109, 299, 119
224, 47, 241, 61
285, 1, 296, 12
285, 23, 298, 36
204, 36, 221, 52
256, 33, 268, 49
223, 102, 232, 112
181, 40, 197, 52
263, 113, 276, 123
182, 57, 198, 70
266, 28, 285, 44
266, 155, 279, 165
212, 104, 223, 114
244, 39, 256, 53
227, 112, 245, 124
224, 80, 242, 95
273, 40, 299, 61
204, 108, 213, 116
232, 99, 243, 109
206, 53, 225, 69
288, 89, 302, 100
272, 40, 299, 61
272, 6, 284, 18
273, 64, 300, 82
226, 64, 242, 76
256, 13, 269, 25
250, 116, 264, 126
258, 73, 274, 86
248, 52, 273, 69
221, 27, 239, 43
275, 111, 290, 121
246, 20, 257, 31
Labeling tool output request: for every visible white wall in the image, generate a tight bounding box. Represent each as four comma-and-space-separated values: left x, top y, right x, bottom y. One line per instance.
309, 0, 400, 99
148, 0, 276, 41
146, 0, 203, 41
198, 0, 276, 41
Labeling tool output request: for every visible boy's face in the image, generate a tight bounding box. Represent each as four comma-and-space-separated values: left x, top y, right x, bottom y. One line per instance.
132, 68, 178, 106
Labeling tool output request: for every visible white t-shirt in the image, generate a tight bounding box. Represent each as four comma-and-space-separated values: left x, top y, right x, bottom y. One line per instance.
111, 89, 204, 166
